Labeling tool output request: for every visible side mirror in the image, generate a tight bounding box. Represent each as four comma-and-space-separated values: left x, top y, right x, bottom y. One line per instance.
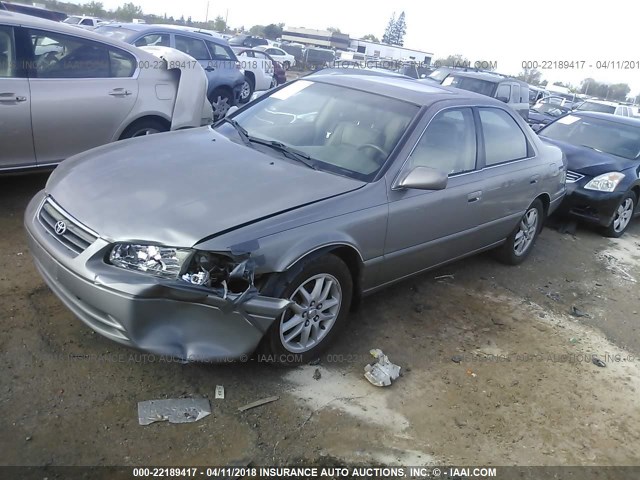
530, 123, 545, 133
497, 96, 509, 103
226, 106, 239, 117
396, 166, 448, 191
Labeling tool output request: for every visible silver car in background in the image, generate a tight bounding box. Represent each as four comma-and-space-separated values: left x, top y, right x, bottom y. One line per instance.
0, 10, 212, 172
25, 75, 566, 364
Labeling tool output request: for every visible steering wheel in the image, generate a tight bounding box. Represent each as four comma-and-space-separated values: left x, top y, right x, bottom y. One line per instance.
357, 143, 388, 158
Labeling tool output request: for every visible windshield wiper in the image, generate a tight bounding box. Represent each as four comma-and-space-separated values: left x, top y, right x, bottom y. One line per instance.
216, 117, 252, 146
248, 137, 318, 170
580, 144, 603, 153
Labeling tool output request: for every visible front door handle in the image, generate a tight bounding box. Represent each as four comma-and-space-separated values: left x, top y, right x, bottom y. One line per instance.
108, 88, 132, 97
467, 191, 482, 203
204, 66, 215, 72
0, 92, 27, 102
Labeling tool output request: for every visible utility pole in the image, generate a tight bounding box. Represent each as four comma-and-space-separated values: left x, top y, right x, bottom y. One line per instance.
205, 1, 209, 22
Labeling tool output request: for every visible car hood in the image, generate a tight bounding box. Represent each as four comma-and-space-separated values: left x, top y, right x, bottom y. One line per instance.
538, 137, 637, 176
46, 127, 366, 247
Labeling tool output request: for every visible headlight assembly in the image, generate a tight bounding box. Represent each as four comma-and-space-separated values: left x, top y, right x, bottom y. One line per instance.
584, 172, 625, 192
109, 243, 192, 279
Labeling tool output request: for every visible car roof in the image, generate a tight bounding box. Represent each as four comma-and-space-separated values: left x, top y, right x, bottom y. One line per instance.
574, 111, 640, 126
580, 99, 620, 107
97, 22, 229, 45
308, 73, 505, 107
0, 10, 146, 50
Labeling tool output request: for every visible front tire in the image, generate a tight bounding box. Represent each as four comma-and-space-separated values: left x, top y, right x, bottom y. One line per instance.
261, 254, 353, 364
209, 88, 233, 120
495, 199, 544, 265
603, 191, 636, 238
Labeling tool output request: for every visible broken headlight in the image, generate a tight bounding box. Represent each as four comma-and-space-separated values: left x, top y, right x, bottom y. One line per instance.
109, 243, 192, 279
180, 252, 254, 294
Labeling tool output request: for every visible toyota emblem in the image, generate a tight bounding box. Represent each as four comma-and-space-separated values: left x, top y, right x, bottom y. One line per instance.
54, 220, 67, 236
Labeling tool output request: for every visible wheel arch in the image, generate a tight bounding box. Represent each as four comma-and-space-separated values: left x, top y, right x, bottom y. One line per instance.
535, 193, 551, 219
116, 114, 171, 140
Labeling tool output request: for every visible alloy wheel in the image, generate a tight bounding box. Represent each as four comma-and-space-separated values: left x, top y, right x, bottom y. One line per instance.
514, 208, 539, 256
279, 274, 342, 353
613, 198, 634, 233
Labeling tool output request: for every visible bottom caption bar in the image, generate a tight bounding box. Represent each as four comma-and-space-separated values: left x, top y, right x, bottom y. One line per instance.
1, 466, 639, 480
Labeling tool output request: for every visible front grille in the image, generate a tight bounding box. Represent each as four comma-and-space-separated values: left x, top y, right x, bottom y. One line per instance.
38, 198, 98, 256
566, 171, 585, 183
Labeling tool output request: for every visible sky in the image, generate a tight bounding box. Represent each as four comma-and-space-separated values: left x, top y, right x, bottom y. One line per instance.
93, 0, 640, 96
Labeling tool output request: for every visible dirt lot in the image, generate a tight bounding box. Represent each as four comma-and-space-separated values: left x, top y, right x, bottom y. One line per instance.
2, 173, 640, 470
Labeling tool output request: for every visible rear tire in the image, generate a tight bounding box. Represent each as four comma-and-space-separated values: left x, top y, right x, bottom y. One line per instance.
602, 191, 636, 238
119, 118, 168, 139
283, 61, 291, 70
494, 199, 544, 265
260, 254, 353, 365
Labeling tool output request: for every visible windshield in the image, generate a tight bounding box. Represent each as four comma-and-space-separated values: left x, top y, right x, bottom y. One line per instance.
93, 26, 137, 41
443, 75, 496, 97
216, 80, 419, 181
576, 101, 617, 114
541, 114, 640, 159
427, 68, 450, 82
63, 16, 82, 24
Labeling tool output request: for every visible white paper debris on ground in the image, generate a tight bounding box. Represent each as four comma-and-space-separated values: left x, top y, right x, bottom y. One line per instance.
137, 398, 211, 426
364, 349, 401, 387
215, 385, 225, 399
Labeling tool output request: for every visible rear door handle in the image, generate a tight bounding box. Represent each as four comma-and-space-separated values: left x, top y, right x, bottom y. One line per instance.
530, 174, 540, 184
0, 92, 27, 102
108, 88, 132, 97
204, 66, 215, 72
467, 191, 482, 203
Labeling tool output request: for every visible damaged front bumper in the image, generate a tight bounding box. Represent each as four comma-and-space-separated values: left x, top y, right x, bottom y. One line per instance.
24, 191, 290, 362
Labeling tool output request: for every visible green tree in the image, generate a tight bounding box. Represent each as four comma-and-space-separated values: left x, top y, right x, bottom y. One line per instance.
114, 2, 143, 21
361, 34, 379, 43
327, 27, 341, 33
392, 11, 407, 46
213, 15, 227, 32
516, 67, 543, 85
249, 25, 265, 37
84, 1, 106, 17
263, 23, 283, 39
381, 12, 396, 44
434, 54, 470, 68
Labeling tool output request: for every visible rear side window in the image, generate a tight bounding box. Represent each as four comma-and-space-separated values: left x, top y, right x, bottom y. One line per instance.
109, 49, 136, 77
496, 84, 510, 101
134, 33, 170, 47
80, 19, 93, 26
479, 108, 528, 165
206, 41, 233, 60
0, 26, 16, 77
407, 108, 477, 175
510, 84, 520, 102
175, 35, 210, 60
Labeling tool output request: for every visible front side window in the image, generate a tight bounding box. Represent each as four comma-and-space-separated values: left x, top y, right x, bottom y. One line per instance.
0, 26, 16, 78
479, 108, 528, 165
80, 19, 93, 26
219, 80, 419, 181
28, 29, 135, 78
63, 16, 81, 25
495, 84, 510, 101
175, 35, 210, 60
406, 108, 477, 175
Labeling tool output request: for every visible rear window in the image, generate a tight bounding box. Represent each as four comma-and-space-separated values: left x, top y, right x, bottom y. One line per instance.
444, 75, 496, 97
94, 26, 138, 42
576, 101, 616, 114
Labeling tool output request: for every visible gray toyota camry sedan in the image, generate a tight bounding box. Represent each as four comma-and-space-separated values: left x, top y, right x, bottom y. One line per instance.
25, 74, 566, 364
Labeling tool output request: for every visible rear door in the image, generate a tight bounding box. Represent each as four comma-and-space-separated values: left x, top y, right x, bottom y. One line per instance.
0, 25, 34, 169
470, 107, 544, 245
26, 28, 139, 165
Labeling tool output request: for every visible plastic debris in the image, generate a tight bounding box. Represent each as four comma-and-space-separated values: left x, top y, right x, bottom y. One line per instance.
313, 368, 321, 381
592, 357, 606, 368
364, 349, 401, 387
570, 306, 589, 318
215, 385, 225, 399
238, 396, 279, 412
137, 398, 211, 425
434, 274, 454, 281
